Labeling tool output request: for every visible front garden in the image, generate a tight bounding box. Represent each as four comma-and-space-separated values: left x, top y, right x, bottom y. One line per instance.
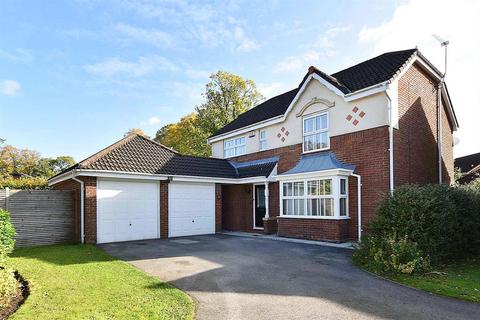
0, 208, 194, 319
354, 179, 480, 303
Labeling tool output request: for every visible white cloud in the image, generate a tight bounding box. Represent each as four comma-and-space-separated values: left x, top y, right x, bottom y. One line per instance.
141, 116, 161, 126
0, 80, 21, 96
275, 50, 321, 73
119, 0, 259, 52
115, 23, 174, 47
234, 27, 259, 52
358, 0, 480, 157
84, 55, 178, 77
147, 116, 160, 125
275, 25, 350, 72
259, 82, 291, 99
184, 69, 211, 79
0, 48, 33, 63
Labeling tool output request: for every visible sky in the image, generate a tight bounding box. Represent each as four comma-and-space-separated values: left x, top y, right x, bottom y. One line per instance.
0, 0, 478, 161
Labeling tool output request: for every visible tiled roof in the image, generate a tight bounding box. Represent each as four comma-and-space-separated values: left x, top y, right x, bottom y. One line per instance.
211, 49, 418, 138
279, 152, 355, 176
50, 134, 276, 180
229, 157, 278, 178
455, 152, 480, 173
212, 88, 299, 137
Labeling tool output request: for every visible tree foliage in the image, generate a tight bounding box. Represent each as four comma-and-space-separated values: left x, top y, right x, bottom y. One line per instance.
124, 128, 150, 139
154, 113, 209, 157
0, 144, 75, 185
155, 71, 263, 156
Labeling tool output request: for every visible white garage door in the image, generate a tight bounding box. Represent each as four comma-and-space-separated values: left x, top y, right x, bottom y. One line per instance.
169, 182, 215, 237
97, 179, 159, 243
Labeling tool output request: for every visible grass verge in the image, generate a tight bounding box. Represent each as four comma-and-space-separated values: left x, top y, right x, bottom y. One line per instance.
359, 257, 480, 304
8, 244, 194, 320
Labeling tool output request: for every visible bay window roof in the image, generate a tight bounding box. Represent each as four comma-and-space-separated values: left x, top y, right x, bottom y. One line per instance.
279, 152, 355, 176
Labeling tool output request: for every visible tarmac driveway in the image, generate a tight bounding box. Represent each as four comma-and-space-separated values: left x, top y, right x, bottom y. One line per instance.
101, 234, 480, 320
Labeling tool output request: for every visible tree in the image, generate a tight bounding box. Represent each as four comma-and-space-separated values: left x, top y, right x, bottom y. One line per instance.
196, 71, 263, 136
0, 145, 75, 179
0, 145, 40, 177
155, 113, 210, 157
124, 128, 150, 139
155, 71, 263, 156
50, 156, 75, 172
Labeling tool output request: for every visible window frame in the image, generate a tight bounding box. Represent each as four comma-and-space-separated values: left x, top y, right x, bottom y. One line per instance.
280, 175, 349, 220
302, 111, 330, 153
223, 136, 246, 158
259, 130, 267, 151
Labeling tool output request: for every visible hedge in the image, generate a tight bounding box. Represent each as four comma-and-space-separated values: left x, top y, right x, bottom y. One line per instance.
0, 177, 49, 190
353, 181, 480, 274
0, 209, 18, 310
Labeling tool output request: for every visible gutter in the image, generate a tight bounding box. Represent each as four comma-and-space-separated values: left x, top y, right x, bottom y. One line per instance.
72, 173, 85, 244
351, 173, 362, 242
385, 86, 395, 194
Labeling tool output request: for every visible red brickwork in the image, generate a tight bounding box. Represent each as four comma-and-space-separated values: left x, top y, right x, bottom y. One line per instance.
53, 176, 97, 244
395, 63, 454, 186
277, 217, 350, 242
226, 126, 389, 241
215, 184, 222, 232
160, 180, 169, 238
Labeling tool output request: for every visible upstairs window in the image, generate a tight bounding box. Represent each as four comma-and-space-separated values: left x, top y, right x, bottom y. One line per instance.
259, 130, 267, 150
224, 136, 246, 158
303, 112, 329, 152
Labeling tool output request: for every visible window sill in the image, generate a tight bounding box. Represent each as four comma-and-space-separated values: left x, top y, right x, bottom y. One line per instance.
278, 215, 350, 220
302, 147, 330, 154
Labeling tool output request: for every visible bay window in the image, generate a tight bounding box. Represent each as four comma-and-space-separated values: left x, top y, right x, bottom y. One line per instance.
281, 176, 348, 218
303, 112, 329, 152
224, 136, 246, 158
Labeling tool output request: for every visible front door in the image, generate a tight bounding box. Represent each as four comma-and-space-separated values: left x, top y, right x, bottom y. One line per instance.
254, 184, 266, 229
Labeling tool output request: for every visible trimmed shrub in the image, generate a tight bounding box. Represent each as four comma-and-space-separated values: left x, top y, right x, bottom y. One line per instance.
0, 268, 18, 310
0, 176, 49, 190
0, 209, 16, 266
354, 184, 480, 274
0, 209, 18, 310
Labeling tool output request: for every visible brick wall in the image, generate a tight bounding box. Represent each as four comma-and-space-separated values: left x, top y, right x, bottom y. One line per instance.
277, 218, 349, 242
226, 126, 389, 241
160, 180, 169, 238
53, 176, 97, 244
395, 63, 454, 186
215, 184, 222, 232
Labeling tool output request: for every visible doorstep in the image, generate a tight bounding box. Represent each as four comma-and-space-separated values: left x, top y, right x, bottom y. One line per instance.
221, 231, 356, 250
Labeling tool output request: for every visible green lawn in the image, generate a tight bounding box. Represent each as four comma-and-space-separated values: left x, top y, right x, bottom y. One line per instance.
385, 257, 480, 304
8, 245, 195, 320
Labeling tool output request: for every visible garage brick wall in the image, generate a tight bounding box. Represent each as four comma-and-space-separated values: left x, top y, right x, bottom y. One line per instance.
53, 176, 97, 244
215, 184, 222, 232
160, 180, 169, 238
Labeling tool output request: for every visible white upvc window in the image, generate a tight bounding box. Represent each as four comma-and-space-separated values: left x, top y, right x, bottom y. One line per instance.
259, 130, 267, 151
224, 136, 246, 158
280, 176, 348, 219
303, 112, 329, 153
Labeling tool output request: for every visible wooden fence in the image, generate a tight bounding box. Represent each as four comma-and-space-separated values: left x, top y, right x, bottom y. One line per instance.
0, 189, 75, 247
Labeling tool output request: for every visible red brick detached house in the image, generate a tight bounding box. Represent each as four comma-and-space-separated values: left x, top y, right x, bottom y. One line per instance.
49, 49, 458, 244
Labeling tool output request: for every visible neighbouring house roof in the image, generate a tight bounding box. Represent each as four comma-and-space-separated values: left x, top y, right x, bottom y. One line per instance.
455, 152, 480, 173
210, 48, 453, 139
229, 157, 278, 178
279, 152, 355, 176
49, 134, 277, 182
455, 152, 480, 185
